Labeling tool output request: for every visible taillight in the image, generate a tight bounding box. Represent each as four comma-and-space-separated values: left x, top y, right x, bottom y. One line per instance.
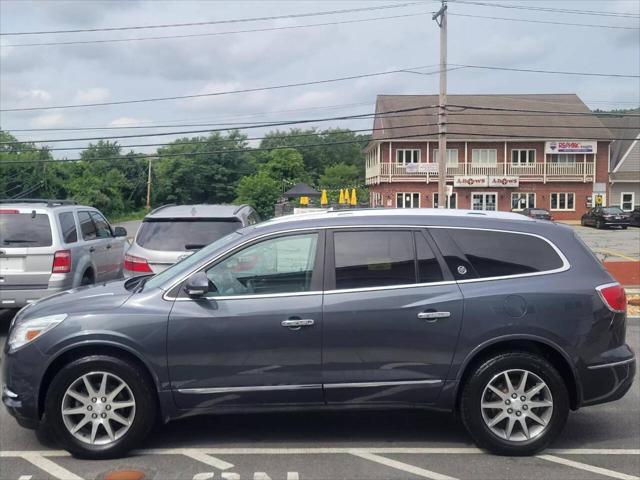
0, 209, 19, 214
124, 254, 153, 273
52, 250, 72, 273
596, 283, 626, 313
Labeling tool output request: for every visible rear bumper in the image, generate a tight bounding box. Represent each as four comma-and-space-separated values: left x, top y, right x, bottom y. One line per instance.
602, 220, 630, 227
0, 286, 66, 309
580, 346, 636, 407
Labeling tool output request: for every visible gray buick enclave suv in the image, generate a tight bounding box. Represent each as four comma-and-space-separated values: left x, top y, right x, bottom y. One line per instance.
2, 209, 635, 459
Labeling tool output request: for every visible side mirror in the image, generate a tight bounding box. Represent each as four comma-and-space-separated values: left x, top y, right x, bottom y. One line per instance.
113, 226, 128, 237
185, 271, 209, 298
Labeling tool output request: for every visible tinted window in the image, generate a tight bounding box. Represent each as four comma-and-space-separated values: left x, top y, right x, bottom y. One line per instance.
0, 212, 52, 247
334, 231, 415, 289
447, 229, 564, 278
137, 218, 242, 251
90, 212, 112, 238
205, 233, 318, 296
58, 212, 78, 243
428, 229, 476, 280
415, 232, 444, 283
602, 207, 623, 214
78, 211, 97, 240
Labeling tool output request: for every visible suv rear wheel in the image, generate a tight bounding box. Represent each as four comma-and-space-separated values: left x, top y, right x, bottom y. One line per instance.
80, 270, 94, 286
44, 355, 157, 459
460, 351, 569, 456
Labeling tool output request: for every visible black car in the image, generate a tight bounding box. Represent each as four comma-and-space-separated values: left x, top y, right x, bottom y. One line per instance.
520, 208, 553, 221
630, 208, 640, 227
581, 207, 630, 229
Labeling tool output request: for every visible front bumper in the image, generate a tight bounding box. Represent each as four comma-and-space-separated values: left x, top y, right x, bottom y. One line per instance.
602, 219, 630, 227
0, 286, 65, 309
580, 347, 636, 407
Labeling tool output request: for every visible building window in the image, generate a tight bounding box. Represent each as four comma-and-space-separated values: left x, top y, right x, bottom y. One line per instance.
550, 193, 575, 211
433, 192, 457, 209
549, 154, 577, 163
396, 149, 420, 164
432, 149, 459, 166
472, 192, 497, 211
511, 193, 536, 210
471, 149, 497, 164
396, 192, 420, 208
621, 192, 635, 212
511, 149, 536, 165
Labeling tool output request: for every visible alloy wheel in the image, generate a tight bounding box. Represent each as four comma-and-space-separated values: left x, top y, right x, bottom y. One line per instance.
61, 371, 136, 445
480, 369, 553, 442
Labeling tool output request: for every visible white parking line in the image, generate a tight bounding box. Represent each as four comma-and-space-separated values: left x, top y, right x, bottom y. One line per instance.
18, 476, 32, 480
20, 453, 83, 480
538, 455, 640, 480
181, 449, 234, 470
351, 452, 458, 480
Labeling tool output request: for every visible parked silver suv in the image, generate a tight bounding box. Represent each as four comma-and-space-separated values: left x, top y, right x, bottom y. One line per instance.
0, 199, 127, 309
124, 204, 259, 276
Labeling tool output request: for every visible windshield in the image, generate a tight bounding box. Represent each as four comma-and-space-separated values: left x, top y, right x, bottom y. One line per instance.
136, 218, 242, 251
0, 212, 52, 247
602, 207, 623, 214
143, 231, 243, 291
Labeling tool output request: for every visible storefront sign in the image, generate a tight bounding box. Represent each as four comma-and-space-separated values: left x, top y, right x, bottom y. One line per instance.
488, 176, 519, 187
453, 175, 489, 187
545, 140, 597, 154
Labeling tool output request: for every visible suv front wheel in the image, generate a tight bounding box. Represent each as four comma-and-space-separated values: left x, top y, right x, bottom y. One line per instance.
45, 355, 157, 459
460, 351, 569, 456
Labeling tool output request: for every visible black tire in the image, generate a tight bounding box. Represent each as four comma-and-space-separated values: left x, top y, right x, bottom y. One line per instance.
44, 355, 157, 459
80, 270, 94, 286
622, 226, 628, 230
460, 351, 569, 456
580, 218, 585, 227
596, 219, 603, 229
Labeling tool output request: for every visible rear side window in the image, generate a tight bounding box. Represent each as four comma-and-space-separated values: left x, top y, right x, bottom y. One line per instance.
90, 212, 112, 239
0, 212, 52, 247
78, 211, 97, 241
333, 230, 415, 289
136, 218, 243, 251
58, 212, 78, 243
415, 232, 444, 283
445, 229, 564, 278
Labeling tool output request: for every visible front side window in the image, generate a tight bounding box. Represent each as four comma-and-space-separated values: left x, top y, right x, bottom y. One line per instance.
78, 211, 97, 241
58, 212, 78, 243
511, 193, 535, 210
471, 149, 497, 164
205, 233, 318, 297
334, 230, 416, 289
511, 149, 536, 165
396, 149, 420, 164
446, 229, 564, 278
90, 212, 112, 239
550, 193, 575, 211
396, 192, 420, 208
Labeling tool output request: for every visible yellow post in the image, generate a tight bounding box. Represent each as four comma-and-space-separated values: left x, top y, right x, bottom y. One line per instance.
338, 189, 345, 204
321, 190, 328, 206
350, 188, 357, 206
300, 196, 309, 206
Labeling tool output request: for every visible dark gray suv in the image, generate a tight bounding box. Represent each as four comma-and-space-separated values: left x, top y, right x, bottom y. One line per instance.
2, 209, 635, 459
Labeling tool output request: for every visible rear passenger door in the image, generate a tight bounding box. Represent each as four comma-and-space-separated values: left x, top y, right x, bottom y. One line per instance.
322, 229, 464, 405
90, 211, 123, 280
78, 211, 106, 282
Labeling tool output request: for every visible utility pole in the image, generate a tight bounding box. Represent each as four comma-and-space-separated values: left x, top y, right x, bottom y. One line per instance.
146, 156, 152, 210
433, 0, 447, 208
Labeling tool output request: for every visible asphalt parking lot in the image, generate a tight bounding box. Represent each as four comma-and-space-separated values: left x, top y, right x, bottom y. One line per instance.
569, 224, 640, 262
0, 308, 638, 480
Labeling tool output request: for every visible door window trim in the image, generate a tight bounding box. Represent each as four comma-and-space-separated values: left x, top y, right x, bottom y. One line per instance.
162, 225, 570, 300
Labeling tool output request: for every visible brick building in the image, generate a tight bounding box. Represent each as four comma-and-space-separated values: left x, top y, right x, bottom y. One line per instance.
364, 94, 612, 220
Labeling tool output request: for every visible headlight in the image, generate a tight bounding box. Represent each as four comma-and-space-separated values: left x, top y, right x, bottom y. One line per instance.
8, 314, 67, 352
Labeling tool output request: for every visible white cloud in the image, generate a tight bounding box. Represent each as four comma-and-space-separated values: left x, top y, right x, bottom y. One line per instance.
31, 113, 65, 128
73, 87, 110, 103
17, 89, 52, 102
108, 116, 150, 127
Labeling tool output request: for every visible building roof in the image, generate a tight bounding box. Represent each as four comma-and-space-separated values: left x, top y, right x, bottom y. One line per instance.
370, 94, 612, 144
597, 110, 640, 170
147, 204, 249, 219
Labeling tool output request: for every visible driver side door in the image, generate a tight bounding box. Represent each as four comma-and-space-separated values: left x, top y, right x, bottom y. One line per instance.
167, 230, 325, 410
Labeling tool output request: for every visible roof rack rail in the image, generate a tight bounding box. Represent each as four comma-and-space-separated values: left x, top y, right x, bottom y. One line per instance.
149, 203, 176, 215
0, 198, 77, 207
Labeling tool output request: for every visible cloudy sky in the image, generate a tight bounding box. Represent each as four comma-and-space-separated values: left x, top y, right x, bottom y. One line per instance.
1, 0, 638, 158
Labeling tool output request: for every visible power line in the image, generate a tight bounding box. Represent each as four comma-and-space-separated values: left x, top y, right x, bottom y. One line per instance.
4, 11, 432, 48
448, 12, 640, 30
451, 64, 639, 78
448, 0, 640, 18
0, 1, 429, 36
0, 64, 447, 112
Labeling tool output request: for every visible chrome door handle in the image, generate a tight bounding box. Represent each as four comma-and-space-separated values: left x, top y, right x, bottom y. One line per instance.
89, 247, 95, 253
281, 319, 315, 328
418, 311, 450, 321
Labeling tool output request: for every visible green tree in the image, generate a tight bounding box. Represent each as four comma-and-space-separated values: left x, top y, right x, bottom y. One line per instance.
235, 171, 281, 219
319, 162, 360, 189
260, 148, 310, 185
